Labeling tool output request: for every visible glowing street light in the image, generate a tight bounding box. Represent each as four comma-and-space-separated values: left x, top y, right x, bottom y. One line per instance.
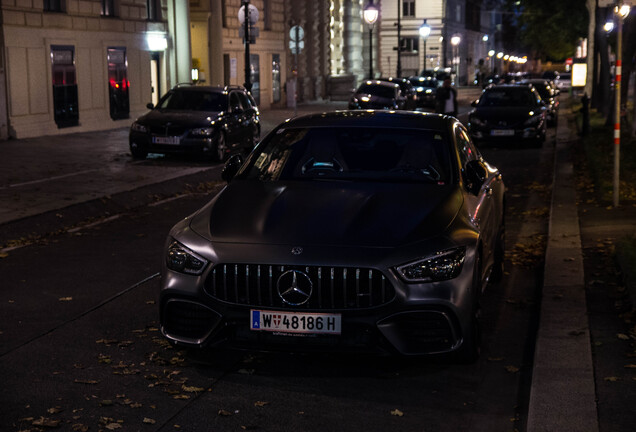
419, 20, 431, 72
363, 1, 379, 79
451, 35, 461, 83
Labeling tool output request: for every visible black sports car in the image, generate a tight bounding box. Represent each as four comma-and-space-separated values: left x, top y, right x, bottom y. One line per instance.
468, 84, 547, 146
129, 85, 260, 161
348, 80, 407, 110
160, 110, 505, 362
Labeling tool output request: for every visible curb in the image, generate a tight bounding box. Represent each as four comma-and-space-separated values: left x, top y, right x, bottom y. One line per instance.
526, 106, 599, 431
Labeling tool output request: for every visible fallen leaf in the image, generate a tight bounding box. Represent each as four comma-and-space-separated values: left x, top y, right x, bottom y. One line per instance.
104, 423, 122, 430
254, 401, 269, 407
238, 368, 255, 375
47, 406, 63, 414
218, 409, 233, 416
143, 418, 156, 424
72, 424, 89, 432
173, 395, 190, 400
59, 297, 73, 301
100, 400, 114, 406
604, 377, 620, 382
617, 333, 630, 340
390, 408, 404, 417
32, 417, 61, 427
0, 252, 9, 258
505, 366, 520, 373
74, 379, 100, 385
182, 384, 205, 393
624, 364, 636, 369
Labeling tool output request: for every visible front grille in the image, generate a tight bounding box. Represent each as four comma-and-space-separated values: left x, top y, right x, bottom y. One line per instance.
149, 125, 187, 136
205, 264, 395, 310
162, 300, 219, 341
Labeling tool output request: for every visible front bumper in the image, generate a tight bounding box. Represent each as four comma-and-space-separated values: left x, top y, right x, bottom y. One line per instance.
129, 130, 216, 155
159, 241, 479, 356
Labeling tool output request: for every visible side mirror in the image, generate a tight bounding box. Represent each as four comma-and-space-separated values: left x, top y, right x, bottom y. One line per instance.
146, 103, 154, 109
464, 160, 487, 195
471, 100, 478, 107
221, 154, 244, 182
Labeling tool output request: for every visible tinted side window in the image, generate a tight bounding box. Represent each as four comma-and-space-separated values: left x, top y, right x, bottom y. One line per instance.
237, 92, 251, 110
229, 92, 241, 111
454, 124, 479, 170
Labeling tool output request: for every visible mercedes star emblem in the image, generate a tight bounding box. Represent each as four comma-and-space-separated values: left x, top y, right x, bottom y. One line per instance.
277, 270, 313, 306
291, 247, 303, 255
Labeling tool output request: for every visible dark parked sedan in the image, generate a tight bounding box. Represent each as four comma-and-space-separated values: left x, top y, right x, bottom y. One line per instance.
518, 79, 559, 126
348, 80, 406, 110
468, 84, 547, 146
408, 76, 439, 109
129, 85, 260, 161
159, 111, 505, 362
378, 77, 418, 110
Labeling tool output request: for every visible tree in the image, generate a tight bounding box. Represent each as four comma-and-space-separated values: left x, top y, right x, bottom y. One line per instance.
511, 0, 589, 61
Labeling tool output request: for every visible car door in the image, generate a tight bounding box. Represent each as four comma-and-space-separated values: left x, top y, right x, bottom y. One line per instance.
236, 91, 258, 151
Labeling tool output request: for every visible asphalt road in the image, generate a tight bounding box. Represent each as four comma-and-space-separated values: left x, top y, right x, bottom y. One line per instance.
0, 117, 557, 431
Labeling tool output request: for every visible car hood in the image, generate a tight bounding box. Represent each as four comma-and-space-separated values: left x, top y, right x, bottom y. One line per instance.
137, 109, 222, 127
190, 180, 462, 248
471, 106, 537, 123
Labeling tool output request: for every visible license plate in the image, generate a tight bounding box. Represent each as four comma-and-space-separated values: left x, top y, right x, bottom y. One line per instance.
491, 129, 514, 136
250, 309, 341, 335
152, 136, 180, 145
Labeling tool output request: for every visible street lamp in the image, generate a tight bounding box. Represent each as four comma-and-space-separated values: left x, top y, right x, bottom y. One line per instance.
419, 20, 431, 74
363, 1, 379, 79
612, 1, 631, 207
238, 0, 259, 93
451, 35, 461, 84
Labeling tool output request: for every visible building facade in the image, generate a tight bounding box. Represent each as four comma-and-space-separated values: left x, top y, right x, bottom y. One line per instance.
0, 0, 176, 139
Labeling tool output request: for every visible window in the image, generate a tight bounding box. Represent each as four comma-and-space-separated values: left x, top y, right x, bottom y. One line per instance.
264, 0, 272, 30
400, 37, 419, 54
403, 0, 415, 17
44, 0, 65, 12
147, 0, 160, 21
456, 5, 462, 22
102, 0, 116, 17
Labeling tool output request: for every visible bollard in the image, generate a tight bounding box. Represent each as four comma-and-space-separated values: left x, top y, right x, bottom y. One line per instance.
581, 93, 590, 136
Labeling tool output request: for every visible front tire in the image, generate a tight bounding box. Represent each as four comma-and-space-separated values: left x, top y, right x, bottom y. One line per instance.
214, 131, 228, 162
455, 253, 483, 363
130, 141, 148, 159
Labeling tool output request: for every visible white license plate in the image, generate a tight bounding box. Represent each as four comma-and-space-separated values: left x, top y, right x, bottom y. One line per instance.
152, 136, 180, 145
491, 129, 514, 136
250, 309, 341, 335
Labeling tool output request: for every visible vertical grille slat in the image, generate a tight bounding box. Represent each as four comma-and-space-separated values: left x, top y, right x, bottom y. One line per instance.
205, 264, 395, 310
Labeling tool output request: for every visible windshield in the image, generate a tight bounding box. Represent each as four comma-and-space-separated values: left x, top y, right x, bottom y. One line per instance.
237, 126, 452, 184
410, 77, 438, 88
356, 84, 396, 99
158, 90, 228, 111
478, 88, 538, 107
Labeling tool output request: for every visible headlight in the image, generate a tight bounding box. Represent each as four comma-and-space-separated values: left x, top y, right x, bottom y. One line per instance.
425, 89, 433, 94
166, 241, 209, 275
395, 247, 466, 282
191, 127, 214, 137
131, 122, 147, 133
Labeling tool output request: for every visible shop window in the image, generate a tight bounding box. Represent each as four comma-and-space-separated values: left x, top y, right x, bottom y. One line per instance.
51, 45, 79, 128
102, 0, 117, 17
272, 54, 281, 103
107, 47, 130, 120
250, 54, 260, 106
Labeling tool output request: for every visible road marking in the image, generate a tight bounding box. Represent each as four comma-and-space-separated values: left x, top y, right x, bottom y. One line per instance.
1, 169, 98, 190
67, 215, 122, 233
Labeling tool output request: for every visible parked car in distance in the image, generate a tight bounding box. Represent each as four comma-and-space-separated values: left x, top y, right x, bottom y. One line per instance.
518, 79, 560, 126
348, 80, 406, 110
159, 110, 505, 363
555, 72, 571, 91
468, 84, 547, 146
378, 77, 418, 110
129, 84, 260, 161
408, 76, 439, 109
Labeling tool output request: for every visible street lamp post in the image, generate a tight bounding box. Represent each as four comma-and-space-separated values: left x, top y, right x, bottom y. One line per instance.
364, 1, 379, 79
419, 20, 431, 75
396, 0, 402, 77
613, 1, 631, 207
451, 35, 461, 84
